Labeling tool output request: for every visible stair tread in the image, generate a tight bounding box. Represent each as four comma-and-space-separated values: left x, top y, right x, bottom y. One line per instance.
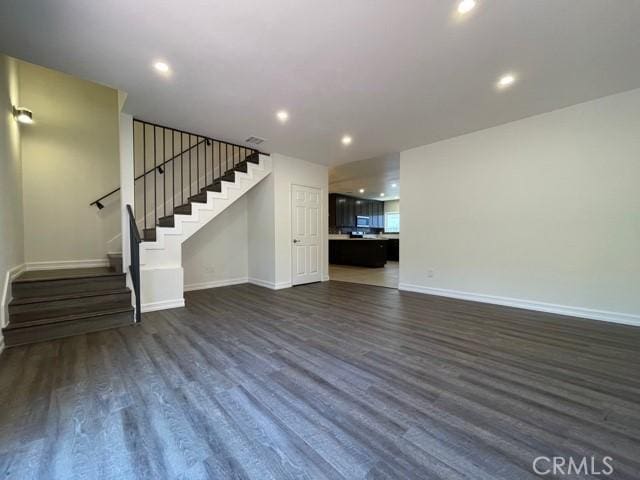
14, 268, 125, 284
3, 306, 134, 330
9, 288, 131, 306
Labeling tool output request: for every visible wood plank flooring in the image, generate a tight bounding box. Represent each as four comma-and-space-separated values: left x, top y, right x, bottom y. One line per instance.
1, 281, 639, 479
329, 261, 399, 288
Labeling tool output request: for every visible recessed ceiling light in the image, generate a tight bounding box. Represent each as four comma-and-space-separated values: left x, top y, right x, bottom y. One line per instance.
457, 0, 476, 14
359, 188, 365, 193
497, 73, 516, 88
153, 61, 170, 74
341, 135, 352, 146
391, 183, 397, 188
276, 110, 289, 123
380, 193, 385, 197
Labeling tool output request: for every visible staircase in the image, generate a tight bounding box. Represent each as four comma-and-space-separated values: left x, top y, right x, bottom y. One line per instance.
138, 150, 272, 309
2, 261, 134, 347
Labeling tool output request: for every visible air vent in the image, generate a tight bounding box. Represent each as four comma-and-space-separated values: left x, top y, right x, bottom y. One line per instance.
245, 136, 266, 146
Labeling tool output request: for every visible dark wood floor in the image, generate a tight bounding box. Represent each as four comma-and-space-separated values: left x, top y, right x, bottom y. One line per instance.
1, 281, 639, 479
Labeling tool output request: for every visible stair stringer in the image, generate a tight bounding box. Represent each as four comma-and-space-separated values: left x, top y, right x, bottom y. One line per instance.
138, 155, 271, 311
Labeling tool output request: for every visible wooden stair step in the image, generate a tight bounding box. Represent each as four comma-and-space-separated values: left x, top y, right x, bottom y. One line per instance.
107, 252, 123, 273
8, 288, 132, 324
2, 307, 135, 347
174, 204, 192, 215
188, 191, 208, 203
246, 152, 259, 164
201, 181, 222, 193
12, 268, 126, 299
143, 228, 156, 242
158, 215, 175, 227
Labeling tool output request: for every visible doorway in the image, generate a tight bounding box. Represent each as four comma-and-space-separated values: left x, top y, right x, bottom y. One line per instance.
291, 184, 322, 285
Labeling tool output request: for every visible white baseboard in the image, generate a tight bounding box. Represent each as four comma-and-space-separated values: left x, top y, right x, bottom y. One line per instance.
322, 275, 330, 282
184, 277, 248, 292
398, 283, 640, 327
25, 259, 109, 271
1, 263, 26, 353
141, 298, 185, 313
1, 263, 26, 329
248, 277, 292, 290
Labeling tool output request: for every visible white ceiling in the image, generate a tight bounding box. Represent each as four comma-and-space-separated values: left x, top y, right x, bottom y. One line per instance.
329, 154, 400, 201
2, 0, 640, 166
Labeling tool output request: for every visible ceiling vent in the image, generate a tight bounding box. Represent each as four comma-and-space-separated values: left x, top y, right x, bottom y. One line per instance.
245, 136, 266, 146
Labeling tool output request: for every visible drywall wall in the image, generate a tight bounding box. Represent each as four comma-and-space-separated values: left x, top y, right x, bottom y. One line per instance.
247, 154, 329, 288
19, 60, 121, 267
182, 196, 249, 290
384, 199, 400, 213
400, 88, 640, 325
0, 54, 25, 342
247, 173, 276, 286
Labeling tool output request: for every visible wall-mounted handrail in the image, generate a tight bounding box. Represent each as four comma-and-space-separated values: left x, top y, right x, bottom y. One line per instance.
90, 138, 207, 207
126, 204, 142, 323
90, 118, 264, 208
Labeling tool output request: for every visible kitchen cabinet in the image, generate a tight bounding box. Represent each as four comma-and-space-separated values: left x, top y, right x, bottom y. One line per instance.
329, 240, 388, 267
329, 194, 385, 229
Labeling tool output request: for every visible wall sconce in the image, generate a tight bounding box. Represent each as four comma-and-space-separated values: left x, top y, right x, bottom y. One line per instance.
13, 107, 34, 124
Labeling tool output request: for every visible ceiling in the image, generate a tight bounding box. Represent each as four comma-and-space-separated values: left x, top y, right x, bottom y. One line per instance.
329, 154, 399, 201
2, 1, 639, 166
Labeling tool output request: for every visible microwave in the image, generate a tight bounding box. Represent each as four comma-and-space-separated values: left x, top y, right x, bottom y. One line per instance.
356, 216, 370, 228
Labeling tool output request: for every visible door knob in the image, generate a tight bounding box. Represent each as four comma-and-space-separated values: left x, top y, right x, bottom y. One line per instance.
293, 239, 300, 243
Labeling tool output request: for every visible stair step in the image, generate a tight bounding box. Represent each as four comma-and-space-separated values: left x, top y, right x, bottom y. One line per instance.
234, 160, 248, 173
189, 191, 208, 203
8, 288, 132, 324
174, 204, 192, 215
246, 152, 259, 164
221, 171, 235, 182
107, 252, 123, 273
158, 215, 175, 227
2, 307, 135, 347
201, 181, 222, 193
12, 268, 126, 299
143, 228, 156, 242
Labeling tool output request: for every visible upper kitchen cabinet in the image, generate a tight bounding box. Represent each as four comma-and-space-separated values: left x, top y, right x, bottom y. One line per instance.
329, 194, 385, 229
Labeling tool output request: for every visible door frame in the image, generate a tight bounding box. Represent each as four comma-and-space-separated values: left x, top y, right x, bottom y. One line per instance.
290, 183, 327, 286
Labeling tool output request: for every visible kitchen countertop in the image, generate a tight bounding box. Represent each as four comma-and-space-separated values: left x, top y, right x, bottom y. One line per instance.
328, 234, 398, 241
329, 237, 388, 241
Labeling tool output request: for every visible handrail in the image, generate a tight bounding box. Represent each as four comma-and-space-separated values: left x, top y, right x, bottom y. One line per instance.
90, 137, 207, 207
127, 204, 142, 323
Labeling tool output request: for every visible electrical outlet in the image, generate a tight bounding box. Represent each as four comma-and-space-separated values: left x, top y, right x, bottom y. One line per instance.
427, 269, 434, 278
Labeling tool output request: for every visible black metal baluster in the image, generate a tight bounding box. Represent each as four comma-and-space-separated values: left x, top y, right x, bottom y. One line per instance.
204, 137, 207, 188
218, 141, 221, 180
189, 134, 192, 197
153, 126, 157, 226
181, 133, 184, 205
197, 136, 200, 192
162, 128, 166, 219
143, 124, 147, 230
172, 131, 175, 214
225, 143, 229, 173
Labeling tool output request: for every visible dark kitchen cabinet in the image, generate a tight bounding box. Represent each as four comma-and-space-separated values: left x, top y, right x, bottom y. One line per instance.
329, 194, 385, 229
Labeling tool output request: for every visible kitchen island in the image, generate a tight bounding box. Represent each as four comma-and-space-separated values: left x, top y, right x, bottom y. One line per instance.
329, 238, 388, 267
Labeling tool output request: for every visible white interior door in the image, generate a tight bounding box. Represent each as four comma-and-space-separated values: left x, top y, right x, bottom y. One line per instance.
291, 185, 322, 285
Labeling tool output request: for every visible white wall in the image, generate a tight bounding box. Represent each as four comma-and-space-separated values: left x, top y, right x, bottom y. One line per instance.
400, 88, 640, 325
182, 196, 249, 290
384, 199, 400, 214
248, 154, 329, 288
0, 55, 25, 345
19, 60, 121, 267
247, 173, 276, 286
